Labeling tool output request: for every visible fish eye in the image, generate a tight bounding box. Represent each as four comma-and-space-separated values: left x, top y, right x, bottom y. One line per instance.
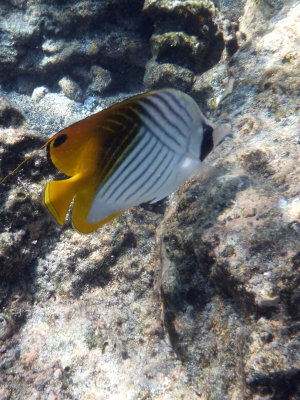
53, 134, 68, 148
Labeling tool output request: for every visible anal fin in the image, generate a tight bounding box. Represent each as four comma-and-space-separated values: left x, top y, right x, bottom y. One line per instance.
43, 178, 77, 226
71, 191, 124, 234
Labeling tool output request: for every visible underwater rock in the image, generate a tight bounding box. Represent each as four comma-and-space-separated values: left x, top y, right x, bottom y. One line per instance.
31, 86, 48, 103
190, 61, 229, 113
150, 31, 206, 71
0, 94, 24, 128
156, 2, 300, 399
244, 317, 300, 398
88, 65, 112, 94
58, 76, 83, 102
0, 0, 152, 95
240, 0, 287, 38
216, 0, 248, 19
143, 61, 194, 91
143, 0, 225, 88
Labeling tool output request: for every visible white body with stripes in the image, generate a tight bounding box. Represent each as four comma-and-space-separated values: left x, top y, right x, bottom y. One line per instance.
87, 89, 213, 223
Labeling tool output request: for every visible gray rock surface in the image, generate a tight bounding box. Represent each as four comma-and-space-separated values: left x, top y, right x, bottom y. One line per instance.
58, 76, 83, 102
143, 0, 225, 89
0, 0, 152, 95
88, 65, 113, 95
143, 61, 195, 91
0, 0, 299, 399
0, 95, 25, 128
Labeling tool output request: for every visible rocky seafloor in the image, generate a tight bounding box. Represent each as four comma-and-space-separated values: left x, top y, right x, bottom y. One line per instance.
0, 0, 299, 399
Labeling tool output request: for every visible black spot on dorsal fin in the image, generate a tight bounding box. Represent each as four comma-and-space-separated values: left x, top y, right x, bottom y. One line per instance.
200, 123, 213, 161
53, 134, 68, 148
46, 134, 68, 172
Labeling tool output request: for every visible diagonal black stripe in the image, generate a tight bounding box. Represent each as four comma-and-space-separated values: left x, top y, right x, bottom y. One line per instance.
134, 148, 173, 201
133, 104, 182, 147
163, 91, 193, 124
114, 138, 159, 202
154, 92, 190, 130
123, 142, 164, 203
140, 97, 187, 139
99, 112, 141, 184
127, 106, 175, 152
148, 153, 176, 201
101, 132, 151, 199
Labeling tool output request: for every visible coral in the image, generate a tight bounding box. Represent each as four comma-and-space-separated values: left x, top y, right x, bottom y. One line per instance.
58, 76, 82, 102
88, 65, 112, 94
143, 0, 225, 89
143, 61, 194, 91
0, 0, 152, 95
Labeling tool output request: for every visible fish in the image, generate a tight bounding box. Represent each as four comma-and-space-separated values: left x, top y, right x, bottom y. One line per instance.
1, 89, 230, 234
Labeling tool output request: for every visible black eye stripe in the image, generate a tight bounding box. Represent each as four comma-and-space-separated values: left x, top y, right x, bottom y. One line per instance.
200, 124, 213, 161
53, 134, 68, 148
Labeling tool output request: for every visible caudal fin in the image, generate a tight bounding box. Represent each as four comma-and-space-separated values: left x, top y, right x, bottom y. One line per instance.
212, 123, 231, 147
43, 178, 77, 225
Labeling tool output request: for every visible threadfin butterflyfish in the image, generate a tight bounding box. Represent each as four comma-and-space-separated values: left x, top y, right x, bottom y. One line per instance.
0, 89, 230, 234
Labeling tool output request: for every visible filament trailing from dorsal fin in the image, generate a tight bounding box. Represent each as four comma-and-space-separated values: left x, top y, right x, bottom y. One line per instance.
0, 136, 55, 185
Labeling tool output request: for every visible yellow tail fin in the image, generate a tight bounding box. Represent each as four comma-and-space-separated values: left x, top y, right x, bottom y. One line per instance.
43, 178, 77, 226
